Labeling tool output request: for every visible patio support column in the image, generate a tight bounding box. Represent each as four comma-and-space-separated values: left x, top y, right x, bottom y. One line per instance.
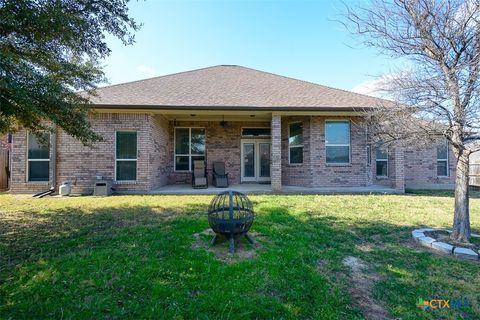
271, 114, 282, 192
394, 143, 405, 193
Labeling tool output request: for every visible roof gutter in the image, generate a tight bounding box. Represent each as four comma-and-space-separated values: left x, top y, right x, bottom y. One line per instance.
90, 104, 374, 112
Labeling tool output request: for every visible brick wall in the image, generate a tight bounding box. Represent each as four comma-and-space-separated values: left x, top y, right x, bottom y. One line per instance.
372, 145, 396, 188
309, 116, 369, 187
271, 115, 282, 191
370, 142, 455, 189
57, 113, 154, 194
9, 112, 456, 193
149, 115, 170, 189
10, 129, 56, 193
281, 116, 312, 187
393, 145, 405, 192
404, 144, 455, 189
10, 113, 165, 194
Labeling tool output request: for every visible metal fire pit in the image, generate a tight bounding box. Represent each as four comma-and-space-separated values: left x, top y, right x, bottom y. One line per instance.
207, 190, 255, 253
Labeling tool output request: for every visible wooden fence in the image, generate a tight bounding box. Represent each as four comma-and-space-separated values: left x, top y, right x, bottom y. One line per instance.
0, 149, 8, 190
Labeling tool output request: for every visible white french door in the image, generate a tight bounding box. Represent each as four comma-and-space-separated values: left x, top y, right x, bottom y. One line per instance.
241, 139, 271, 182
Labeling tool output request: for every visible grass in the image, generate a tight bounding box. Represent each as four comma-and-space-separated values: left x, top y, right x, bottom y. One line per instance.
0, 192, 479, 319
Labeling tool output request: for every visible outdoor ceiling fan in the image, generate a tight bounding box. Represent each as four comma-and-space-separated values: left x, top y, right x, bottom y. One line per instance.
220, 115, 233, 129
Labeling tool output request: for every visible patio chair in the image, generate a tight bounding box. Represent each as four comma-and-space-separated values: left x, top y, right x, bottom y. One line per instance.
212, 161, 229, 188
192, 160, 208, 189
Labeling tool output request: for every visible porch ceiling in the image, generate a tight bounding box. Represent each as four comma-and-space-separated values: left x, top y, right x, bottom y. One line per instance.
161, 111, 271, 122
94, 108, 361, 121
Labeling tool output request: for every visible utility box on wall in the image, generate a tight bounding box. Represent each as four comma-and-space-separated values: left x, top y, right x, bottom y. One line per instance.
93, 179, 113, 196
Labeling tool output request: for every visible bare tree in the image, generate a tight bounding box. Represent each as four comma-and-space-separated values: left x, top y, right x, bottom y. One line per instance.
343, 0, 480, 242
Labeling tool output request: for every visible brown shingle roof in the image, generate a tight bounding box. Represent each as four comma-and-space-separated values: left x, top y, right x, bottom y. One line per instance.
89, 65, 388, 110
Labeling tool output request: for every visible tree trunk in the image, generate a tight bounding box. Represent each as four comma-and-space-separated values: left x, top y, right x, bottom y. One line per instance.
451, 152, 471, 242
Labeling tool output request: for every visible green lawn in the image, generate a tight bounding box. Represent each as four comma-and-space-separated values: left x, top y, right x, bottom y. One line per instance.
1, 192, 479, 319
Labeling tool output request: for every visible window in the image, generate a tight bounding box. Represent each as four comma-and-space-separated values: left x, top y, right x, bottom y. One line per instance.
289, 122, 303, 164
437, 140, 449, 177
325, 121, 350, 164
376, 147, 388, 177
27, 132, 50, 182
174, 128, 205, 171
116, 131, 137, 181
241, 128, 271, 137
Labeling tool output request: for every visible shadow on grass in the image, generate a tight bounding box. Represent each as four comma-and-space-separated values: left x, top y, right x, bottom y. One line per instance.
0, 200, 479, 319
0, 202, 209, 268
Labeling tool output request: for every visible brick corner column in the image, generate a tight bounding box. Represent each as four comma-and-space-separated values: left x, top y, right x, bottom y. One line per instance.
271, 114, 282, 192
394, 144, 405, 193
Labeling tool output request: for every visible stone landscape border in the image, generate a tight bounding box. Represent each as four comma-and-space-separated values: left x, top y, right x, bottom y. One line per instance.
412, 228, 480, 261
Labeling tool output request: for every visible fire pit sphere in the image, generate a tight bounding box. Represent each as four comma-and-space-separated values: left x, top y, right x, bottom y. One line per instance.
207, 190, 255, 253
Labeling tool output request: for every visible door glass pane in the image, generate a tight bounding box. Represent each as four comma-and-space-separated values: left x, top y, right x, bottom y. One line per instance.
116, 132, 137, 159
191, 128, 205, 154
175, 128, 189, 154
259, 143, 270, 177
243, 143, 255, 177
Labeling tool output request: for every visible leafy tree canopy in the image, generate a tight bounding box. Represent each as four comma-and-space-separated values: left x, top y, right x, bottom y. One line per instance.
0, 0, 139, 144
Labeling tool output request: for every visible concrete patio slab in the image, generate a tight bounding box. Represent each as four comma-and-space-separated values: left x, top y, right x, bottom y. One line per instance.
281, 185, 398, 194
144, 184, 398, 195
149, 184, 272, 195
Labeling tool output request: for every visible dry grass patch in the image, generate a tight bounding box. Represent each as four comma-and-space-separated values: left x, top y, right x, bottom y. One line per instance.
342, 256, 392, 320
192, 229, 267, 263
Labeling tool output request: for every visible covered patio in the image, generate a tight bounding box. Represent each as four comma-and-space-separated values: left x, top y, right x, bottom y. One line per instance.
147, 183, 398, 195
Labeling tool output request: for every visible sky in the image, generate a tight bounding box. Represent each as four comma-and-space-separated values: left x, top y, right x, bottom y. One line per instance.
102, 0, 401, 95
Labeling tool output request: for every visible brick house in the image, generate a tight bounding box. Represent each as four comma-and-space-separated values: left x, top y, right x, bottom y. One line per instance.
9, 65, 455, 194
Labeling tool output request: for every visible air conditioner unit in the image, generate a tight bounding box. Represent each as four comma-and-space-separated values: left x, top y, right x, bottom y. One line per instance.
93, 179, 112, 196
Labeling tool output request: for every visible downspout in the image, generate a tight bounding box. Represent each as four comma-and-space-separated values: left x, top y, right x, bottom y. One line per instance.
309, 115, 314, 187
51, 127, 57, 192
7, 133, 12, 191
365, 124, 372, 186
